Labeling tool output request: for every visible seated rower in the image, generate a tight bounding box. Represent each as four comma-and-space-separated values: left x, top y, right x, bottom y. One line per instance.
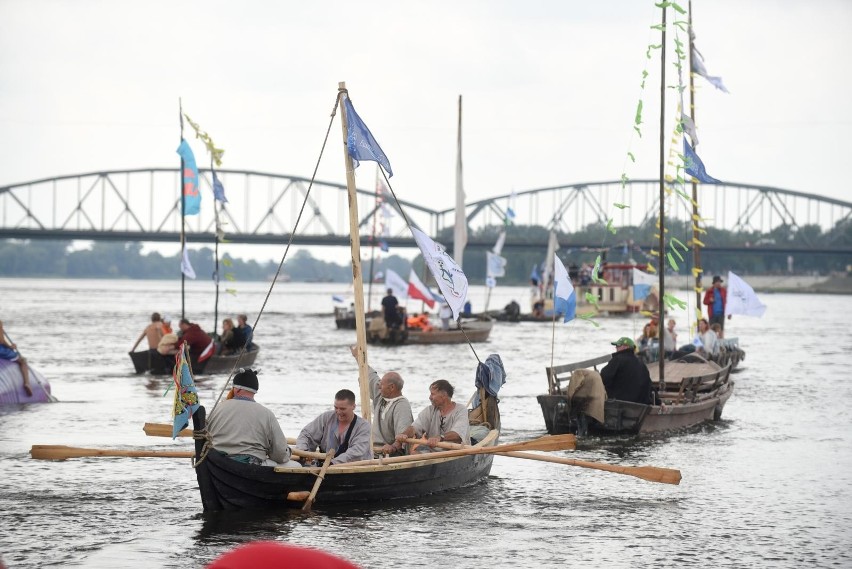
349, 346, 413, 456
295, 389, 373, 465
206, 369, 300, 467
395, 379, 469, 452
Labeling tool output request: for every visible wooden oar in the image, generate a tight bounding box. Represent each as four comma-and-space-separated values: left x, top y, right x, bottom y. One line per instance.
31, 443, 327, 462
302, 449, 334, 512
501, 450, 682, 485
31, 445, 194, 460
144, 422, 297, 446
341, 434, 577, 467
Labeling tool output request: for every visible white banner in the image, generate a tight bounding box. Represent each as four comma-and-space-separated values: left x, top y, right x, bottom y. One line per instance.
181, 248, 196, 280
725, 271, 767, 317
383, 268, 409, 300
486, 251, 507, 278
411, 227, 468, 320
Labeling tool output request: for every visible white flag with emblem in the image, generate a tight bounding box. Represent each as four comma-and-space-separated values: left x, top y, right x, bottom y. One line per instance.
411, 227, 468, 320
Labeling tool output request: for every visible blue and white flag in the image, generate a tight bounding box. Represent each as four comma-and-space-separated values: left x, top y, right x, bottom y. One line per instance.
692, 49, 730, 94
177, 139, 201, 215
632, 267, 658, 301
486, 251, 507, 278
553, 256, 576, 323
343, 96, 393, 177
725, 271, 767, 317
684, 139, 721, 184
411, 227, 468, 320
212, 170, 228, 203
332, 295, 345, 303
530, 263, 542, 285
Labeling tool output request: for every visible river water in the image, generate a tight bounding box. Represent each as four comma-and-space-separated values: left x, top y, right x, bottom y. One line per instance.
1, 277, 850, 568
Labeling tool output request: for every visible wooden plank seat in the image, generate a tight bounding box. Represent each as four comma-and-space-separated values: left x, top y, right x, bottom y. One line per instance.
546, 354, 612, 395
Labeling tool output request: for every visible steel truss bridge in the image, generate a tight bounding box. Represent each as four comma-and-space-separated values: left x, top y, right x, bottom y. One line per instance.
1, 168, 850, 255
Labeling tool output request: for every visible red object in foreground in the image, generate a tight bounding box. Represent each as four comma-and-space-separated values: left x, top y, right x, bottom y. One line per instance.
207, 541, 360, 569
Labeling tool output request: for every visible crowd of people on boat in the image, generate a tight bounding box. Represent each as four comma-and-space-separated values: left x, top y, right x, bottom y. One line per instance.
131, 312, 254, 362
206, 345, 472, 468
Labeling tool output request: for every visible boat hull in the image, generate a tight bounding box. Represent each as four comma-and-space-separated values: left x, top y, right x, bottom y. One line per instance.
537, 380, 733, 435
192, 406, 497, 511
129, 346, 260, 375
0, 359, 53, 404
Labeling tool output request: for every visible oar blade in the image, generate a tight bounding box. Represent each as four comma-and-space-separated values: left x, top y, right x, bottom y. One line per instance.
498, 434, 576, 453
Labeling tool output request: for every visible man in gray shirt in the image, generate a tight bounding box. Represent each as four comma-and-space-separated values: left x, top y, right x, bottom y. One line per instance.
296, 389, 373, 465
350, 346, 414, 455
207, 369, 300, 467
396, 379, 469, 452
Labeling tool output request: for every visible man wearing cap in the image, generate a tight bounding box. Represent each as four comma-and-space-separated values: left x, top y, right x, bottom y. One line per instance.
703, 275, 731, 330
600, 337, 654, 404
207, 368, 300, 467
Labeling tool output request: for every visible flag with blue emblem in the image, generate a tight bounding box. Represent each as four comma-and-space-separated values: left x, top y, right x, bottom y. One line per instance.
171, 344, 200, 439
632, 267, 658, 301
343, 96, 393, 177
684, 139, 721, 184
177, 139, 201, 215
553, 256, 576, 323
212, 169, 228, 203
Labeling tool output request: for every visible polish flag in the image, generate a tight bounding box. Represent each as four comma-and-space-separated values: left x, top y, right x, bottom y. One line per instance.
408, 270, 436, 309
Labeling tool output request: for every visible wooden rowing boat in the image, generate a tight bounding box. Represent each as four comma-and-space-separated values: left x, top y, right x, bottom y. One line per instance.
128, 344, 260, 375
192, 401, 501, 511
537, 353, 733, 436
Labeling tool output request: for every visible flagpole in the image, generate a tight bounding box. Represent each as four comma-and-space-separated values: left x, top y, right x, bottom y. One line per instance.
212, 162, 220, 337
657, 3, 667, 383
179, 98, 186, 321
688, 0, 703, 321
338, 82, 371, 423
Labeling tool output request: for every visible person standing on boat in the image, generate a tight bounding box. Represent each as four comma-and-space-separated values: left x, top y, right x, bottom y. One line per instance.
396, 379, 470, 452
439, 301, 453, 330
703, 275, 731, 331
131, 312, 165, 354
349, 347, 414, 456
234, 314, 253, 351
296, 389, 372, 465
600, 337, 653, 404
207, 368, 300, 467
0, 320, 31, 397
177, 318, 214, 362
381, 289, 400, 329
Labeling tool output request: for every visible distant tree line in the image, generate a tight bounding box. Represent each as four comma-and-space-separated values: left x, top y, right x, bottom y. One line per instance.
1, 215, 849, 284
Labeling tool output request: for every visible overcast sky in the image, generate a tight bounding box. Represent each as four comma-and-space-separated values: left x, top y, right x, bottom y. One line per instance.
1, 0, 850, 261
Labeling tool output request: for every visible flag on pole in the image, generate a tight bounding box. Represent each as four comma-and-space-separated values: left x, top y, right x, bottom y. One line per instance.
383, 268, 409, 300
343, 96, 393, 177
553, 256, 576, 323
485, 276, 497, 289
486, 251, 507, 278
632, 267, 658, 301
454, 95, 467, 269
408, 270, 436, 308
176, 139, 201, 215
212, 169, 228, 203
725, 271, 767, 317
691, 49, 730, 94
171, 344, 200, 439
541, 231, 559, 287
493, 231, 507, 255
530, 263, 542, 285
410, 226, 468, 320
684, 139, 721, 184
181, 247, 196, 279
